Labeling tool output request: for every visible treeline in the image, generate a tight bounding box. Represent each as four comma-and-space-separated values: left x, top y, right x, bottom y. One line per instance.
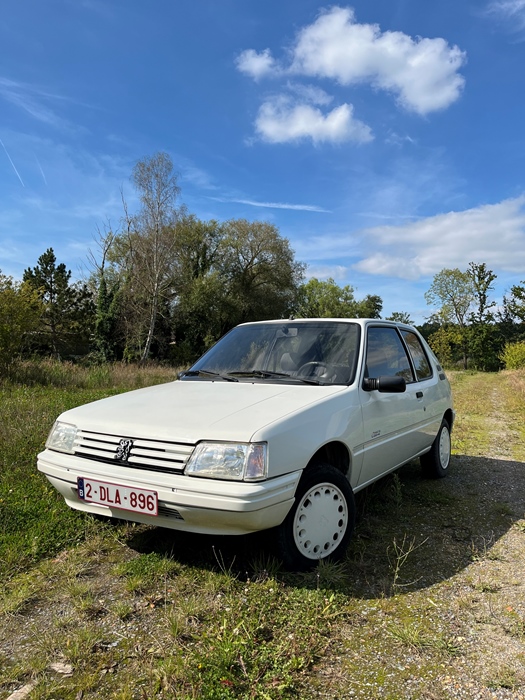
421, 264, 525, 371
1, 153, 524, 374
0, 153, 385, 374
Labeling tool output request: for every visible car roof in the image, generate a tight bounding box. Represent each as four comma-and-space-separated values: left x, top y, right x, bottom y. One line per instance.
239, 318, 417, 331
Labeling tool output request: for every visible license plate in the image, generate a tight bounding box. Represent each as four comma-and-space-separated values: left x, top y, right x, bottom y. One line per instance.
77, 477, 158, 516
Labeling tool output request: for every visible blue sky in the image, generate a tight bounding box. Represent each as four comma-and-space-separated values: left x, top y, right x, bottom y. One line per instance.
1, 0, 525, 323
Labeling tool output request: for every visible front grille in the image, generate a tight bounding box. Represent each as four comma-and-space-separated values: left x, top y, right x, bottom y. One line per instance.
74, 430, 195, 474
158, 505, 185, 520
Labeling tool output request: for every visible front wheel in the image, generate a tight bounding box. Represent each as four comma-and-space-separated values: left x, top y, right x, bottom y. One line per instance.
421, 419, 451, 478
276, 464, 355, 571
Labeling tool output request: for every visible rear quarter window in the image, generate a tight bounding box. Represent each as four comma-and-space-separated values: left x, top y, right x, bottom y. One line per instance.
401, 330, 433, 381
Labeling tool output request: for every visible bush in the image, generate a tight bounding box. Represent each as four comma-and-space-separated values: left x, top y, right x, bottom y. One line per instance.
500, 341, 525, 369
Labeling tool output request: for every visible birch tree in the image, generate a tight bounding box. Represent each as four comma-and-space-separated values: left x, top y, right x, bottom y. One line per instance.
121, 152, 181, 363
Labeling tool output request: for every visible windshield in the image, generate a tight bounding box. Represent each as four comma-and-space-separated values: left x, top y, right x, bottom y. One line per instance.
184, 322, 360, 385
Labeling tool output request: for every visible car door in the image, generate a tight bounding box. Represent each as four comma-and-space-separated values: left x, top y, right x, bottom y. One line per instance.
357, 325, 428, 487
400, 327, 448, 437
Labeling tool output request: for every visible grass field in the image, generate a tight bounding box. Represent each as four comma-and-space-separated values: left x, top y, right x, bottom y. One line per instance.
1, 364, 525, 699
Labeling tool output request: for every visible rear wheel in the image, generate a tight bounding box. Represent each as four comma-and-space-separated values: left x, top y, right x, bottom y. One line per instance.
421, 419, 451, 478
276, 464, 355, 571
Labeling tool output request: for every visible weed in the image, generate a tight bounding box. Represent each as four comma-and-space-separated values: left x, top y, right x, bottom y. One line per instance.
488, 666, 520, 690
387, 534, 428, 592
111, 600, 135, 621
388, 621, 460, 655
0, 571, 43, 614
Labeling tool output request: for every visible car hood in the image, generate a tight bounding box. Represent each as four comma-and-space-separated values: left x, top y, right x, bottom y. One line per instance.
57, 380, 345, 443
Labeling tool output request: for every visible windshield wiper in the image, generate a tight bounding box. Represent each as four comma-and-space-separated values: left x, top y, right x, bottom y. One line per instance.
228, 370, 291, 379
228, 370, 321, 385
179, 369, 238, 382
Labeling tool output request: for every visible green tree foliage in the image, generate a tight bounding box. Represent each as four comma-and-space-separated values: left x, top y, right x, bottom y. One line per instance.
467, 262, 496, 323
387, 311, 413, 324
23, 248, 94, 359
465, 262, 503, 371
504, 280, 525, 323
353, 293, 383, 319
296, 278, 356, 318
220, 218, 305, 326
296, 278, 383, 319
94, 274, 121, 362
170, 215, 230, 359
424, 264, 524, 371
500, 340, 525, 369
424, 268, 474, 327
169, 218, 305, 360
101, 189, 306, 363
427, 326, 462, 368
425, 268, 475, 369
0, 272, 42, 374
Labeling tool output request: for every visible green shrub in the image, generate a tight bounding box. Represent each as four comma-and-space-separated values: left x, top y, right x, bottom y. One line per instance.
500, 341, 525, 369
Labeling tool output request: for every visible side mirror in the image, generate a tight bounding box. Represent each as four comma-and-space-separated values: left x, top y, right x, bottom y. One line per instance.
363, 376, 406, 393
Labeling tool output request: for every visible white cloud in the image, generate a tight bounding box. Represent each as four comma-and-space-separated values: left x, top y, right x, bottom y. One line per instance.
488, 0, 525, 18
0, 77, 78, 130
285, 82, 334, 106
235, 49, 278, 80
237, 6, 466, 116
290, 7, 466, 115
305, 264, 349, 281
354, 196, 525, 278
255, 96, 373, 144
214, 197, 330, 212
486, 0, 525, 33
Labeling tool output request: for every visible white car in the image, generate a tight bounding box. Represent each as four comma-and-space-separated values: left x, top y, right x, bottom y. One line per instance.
38, 319, 454, 570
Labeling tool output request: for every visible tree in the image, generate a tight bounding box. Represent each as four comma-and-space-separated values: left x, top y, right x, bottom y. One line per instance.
94, 274, 121, 361
219, 219, 305, 326
88, 225, 123, 362
23, 248, 94, 358
0, 272, 42, 374
353, 294, 383, 319
505, 280, 525, 323
296, 279, 383, 319
387, 311, 413, 325
169, 215, 225, 358
466, 262, 502, 371
120, 152, 181, 363
296, 278, 357, 318
425, 268, 475, 369
467, 262, 497, 324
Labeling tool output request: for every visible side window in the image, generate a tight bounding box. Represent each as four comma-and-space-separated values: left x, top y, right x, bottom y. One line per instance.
365, 327, 414, 382
401, 331, 433, 381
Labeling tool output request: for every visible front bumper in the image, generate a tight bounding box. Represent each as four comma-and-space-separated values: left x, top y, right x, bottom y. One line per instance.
37, 449, 300, 535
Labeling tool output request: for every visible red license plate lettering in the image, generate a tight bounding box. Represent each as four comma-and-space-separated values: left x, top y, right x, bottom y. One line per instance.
77, 477, 158, 516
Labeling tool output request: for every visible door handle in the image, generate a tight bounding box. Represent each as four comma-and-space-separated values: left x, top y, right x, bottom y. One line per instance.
416, 391, 423, 398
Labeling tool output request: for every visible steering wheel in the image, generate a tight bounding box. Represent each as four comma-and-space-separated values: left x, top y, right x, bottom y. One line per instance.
297, 361, 329, 377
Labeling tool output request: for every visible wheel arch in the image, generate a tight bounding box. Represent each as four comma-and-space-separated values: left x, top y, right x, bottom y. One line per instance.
444, 408, 454, 432
304, 441, 351, 477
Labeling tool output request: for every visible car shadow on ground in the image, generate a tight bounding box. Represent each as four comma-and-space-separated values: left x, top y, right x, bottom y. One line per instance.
125, 454, 525, 596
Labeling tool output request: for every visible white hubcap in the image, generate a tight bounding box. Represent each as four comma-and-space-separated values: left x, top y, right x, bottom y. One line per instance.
439, 427, 451, 469
293, 482, 348, 560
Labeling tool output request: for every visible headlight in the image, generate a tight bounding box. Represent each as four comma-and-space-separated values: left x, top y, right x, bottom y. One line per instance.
45, 421, 78, 454
185, 442, 267, 481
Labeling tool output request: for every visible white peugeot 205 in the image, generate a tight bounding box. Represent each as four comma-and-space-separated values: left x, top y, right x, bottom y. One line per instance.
38, 319, 454, 570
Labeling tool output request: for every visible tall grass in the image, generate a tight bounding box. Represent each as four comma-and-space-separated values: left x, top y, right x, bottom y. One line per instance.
4, 358, 179, 389
0, 360, 178, 580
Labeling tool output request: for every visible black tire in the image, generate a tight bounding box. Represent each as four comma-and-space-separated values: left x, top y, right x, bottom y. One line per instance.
276, 464, 355, 571
421, 419, 451, 478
